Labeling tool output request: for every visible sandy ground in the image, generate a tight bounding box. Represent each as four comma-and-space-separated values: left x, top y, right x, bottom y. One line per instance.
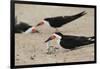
15, 3, 95, 65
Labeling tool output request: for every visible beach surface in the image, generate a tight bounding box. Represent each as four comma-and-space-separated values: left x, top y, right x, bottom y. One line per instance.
15, 3, 95, 65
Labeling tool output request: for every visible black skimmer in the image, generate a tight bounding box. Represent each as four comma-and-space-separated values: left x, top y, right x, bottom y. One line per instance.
36, 11, 86, 32
15, 22, 38, 33
15, 17, 39, 33
15, 22, 39, 33
45, 32, 95, 50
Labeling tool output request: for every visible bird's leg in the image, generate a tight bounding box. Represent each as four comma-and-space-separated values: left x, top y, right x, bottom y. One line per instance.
55, 28, 59, 32
47, 46, 55, 54
46, 41, 55, 54
54, 39, 61, 50
55, 28, 63, 32
54, 46, 60, 49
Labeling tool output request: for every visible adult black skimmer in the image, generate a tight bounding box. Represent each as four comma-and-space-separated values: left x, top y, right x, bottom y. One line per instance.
15, 22, 38, 33
45, 32, 95, 50
15, 17, 39, 33
36, 11, 86, 32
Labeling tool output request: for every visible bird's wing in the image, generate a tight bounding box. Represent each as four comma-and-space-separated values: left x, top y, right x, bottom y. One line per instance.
45, 16, 64, 21
62, 35, 88, 42
44, 16, 67, 27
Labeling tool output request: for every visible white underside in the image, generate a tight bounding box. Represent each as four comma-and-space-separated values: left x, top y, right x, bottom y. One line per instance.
23, 27, 35, 34
43, 20, 51, 27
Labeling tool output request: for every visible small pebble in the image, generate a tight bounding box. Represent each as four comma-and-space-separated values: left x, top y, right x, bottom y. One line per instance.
23, 61, 26, 63
16, 58, 20, 61
17, 54, 19, 56
64, 58, 66, 62
34, 55, 36, 57
41, 50, 43, 51
46, 52, 52, 54
23, 46, 25, 48
30, 56, 34, 60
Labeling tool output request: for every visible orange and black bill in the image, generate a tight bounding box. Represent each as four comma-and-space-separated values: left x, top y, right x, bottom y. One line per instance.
45, 35, 56, 43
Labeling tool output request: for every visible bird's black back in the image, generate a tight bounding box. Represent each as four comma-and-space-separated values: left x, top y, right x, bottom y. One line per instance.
44, 11, 86, 28
44, 16, 67, 28
60, 35, 94, 49
15, 22, 32, 33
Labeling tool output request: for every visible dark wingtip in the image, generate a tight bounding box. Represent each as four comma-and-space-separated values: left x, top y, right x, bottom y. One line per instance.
81, 11, 87, 15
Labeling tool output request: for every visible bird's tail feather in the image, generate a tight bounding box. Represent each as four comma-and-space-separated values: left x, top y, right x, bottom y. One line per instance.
88, 36, 95, 43
89, 36, 95, 39
71, 11, 87, 19
64, 11, 87, 23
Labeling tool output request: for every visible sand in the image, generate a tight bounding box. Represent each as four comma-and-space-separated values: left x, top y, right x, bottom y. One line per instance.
15, 3, 95, 65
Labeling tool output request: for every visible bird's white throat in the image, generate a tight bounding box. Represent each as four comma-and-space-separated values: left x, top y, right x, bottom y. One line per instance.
43, 20, 50, 27
24, 27, 35, 34
53, 33, 61, 47
53, 33, 62, 39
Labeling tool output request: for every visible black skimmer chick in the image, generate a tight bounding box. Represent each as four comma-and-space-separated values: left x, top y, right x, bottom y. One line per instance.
45, 32, 95, 50
36, 11, 86, 32
15, 22, 39, 33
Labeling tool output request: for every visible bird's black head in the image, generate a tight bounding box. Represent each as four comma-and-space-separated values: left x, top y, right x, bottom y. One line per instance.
55, 32, 63, 37
45, 32, 63, 43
